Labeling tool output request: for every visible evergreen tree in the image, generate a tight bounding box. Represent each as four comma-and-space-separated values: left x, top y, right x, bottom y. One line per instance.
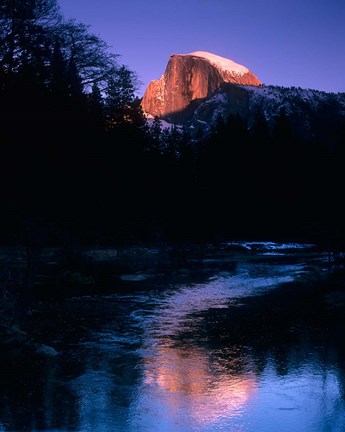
272, 109, 292, 151
90, 82, 103, 110
50, 42, 68, 97
250, 112, 271, 150
105, 66, 138, 128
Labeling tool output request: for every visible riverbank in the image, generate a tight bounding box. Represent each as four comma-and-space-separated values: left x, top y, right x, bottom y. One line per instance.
29, 264, 345, 355
0, 243, 344, 355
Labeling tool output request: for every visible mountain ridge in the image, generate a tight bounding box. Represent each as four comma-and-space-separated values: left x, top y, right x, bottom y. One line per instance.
141, 51, 261, 120
189, 83, 345, 138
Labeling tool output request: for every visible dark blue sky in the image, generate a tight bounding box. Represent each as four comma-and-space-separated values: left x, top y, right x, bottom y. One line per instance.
58, 0, 345, 95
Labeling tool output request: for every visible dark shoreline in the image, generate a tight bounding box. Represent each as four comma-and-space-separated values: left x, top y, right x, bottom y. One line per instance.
1, 245, 344, 356
28, 259, 345, 353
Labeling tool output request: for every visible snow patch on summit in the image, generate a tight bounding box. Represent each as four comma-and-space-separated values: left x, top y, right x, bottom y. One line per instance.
187, 51, 249, 75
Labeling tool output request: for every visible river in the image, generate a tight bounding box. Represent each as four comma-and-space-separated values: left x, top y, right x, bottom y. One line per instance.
0, 242, 344, 431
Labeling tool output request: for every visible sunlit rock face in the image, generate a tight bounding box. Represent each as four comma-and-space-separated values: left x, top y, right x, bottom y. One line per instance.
141, 51, 261, 120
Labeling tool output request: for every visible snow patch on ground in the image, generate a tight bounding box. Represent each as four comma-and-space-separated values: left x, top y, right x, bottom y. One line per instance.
225, 241, 315, 253
120, 273, 155, 282
146, 117, 180, 130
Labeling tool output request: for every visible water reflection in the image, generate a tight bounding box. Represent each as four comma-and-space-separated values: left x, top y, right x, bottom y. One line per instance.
141, 342, 257, 430
130, 340, 345, 432
250, 363, 345, 432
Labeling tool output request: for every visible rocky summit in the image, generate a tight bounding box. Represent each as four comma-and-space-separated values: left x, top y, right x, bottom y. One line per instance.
141, 51, 261, 121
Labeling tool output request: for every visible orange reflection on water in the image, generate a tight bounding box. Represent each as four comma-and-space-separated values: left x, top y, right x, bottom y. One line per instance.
144, 342, 257, 428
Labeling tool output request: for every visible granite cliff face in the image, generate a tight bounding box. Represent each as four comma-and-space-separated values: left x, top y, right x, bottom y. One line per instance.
141, 51, 261, 121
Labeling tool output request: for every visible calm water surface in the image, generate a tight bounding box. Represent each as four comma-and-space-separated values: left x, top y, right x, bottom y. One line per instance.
1, 244, 344, 431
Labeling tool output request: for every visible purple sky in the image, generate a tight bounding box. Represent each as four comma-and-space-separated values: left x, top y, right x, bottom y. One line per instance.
58, 0, 345, 95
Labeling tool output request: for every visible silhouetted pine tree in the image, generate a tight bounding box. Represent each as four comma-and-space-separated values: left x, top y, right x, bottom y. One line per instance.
272, 109, 293, 154
250, 112, 271, 154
